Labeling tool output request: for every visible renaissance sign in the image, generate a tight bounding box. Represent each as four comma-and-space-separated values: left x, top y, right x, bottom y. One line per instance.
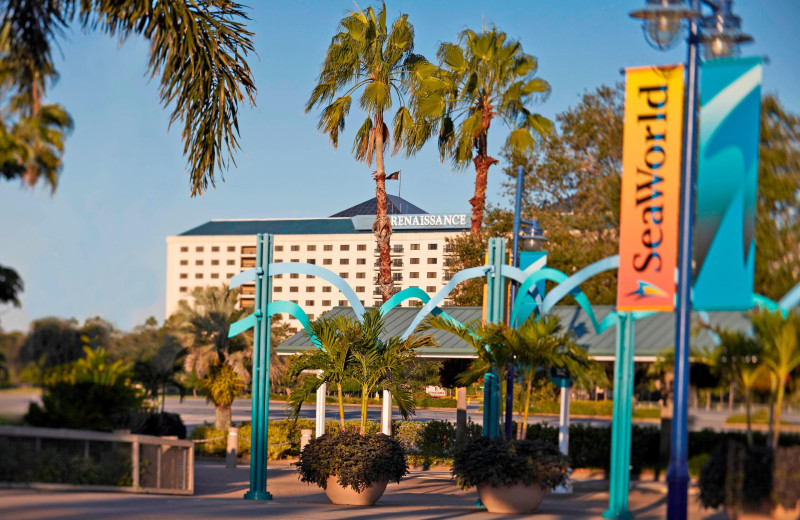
617, 65, 685, 312
352, 214, 469, 231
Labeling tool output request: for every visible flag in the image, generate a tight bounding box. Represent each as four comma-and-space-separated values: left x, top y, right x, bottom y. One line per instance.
386, 171, 400, 180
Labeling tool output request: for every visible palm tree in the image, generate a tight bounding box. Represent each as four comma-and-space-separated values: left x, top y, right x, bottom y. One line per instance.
751, 309, 800, 447
501, 315, 594, 439
305, 3, 431, 301
713, 329, 765, 447
415, 27, 552, 234
347, 309, 435, 434
171, 286, 251, 430
287, 314, 358, 430
1, 0, 255, 195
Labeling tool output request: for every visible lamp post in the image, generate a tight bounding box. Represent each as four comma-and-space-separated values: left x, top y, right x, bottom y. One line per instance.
507, 166, 548, 439
628, 2, 752, 519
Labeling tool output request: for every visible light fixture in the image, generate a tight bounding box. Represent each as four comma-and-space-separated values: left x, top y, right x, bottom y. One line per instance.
630, 0, 700, 51
519, 219, 548, 252
699, 0, 753, 60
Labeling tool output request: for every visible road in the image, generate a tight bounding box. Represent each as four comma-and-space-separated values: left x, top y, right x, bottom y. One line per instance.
2, 391, 798, 433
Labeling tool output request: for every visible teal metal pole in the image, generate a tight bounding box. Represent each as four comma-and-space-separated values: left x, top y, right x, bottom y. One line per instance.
603, 312, 635, 519
244, 234, 273, 500
482, 238, 506, 438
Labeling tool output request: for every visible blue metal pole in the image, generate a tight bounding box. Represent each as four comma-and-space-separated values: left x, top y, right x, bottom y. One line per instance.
483, 238, 506, 438
667, 2, 700, 517
510, 166, 524, 318
244, 234, 273, 501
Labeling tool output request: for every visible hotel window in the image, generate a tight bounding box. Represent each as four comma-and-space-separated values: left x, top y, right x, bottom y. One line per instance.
274, 287, 283, 292
444, 272, 454, 281
180, 273, 188, 279
306, 287, 315, 292
241, 258, 256, 268
291, 300, 299, 305
275, 274, 283, 279
211, 273, 219, 279
211, 246, 219, 252
195, 273, 203, 279
428, 244, 438, 250
240, 285, 255, 295
227, 273, 234, 278
427, 272, 436, 278
275, 245, 284, 252
392, 245, 403, 253
357, 244, 367, 251
307, 314, 315, 321
392, 273, 402, 281
180, 260, 188, 266
179, 286, 188, 292
195, 259, 204, 266
426, 286, 436, 292
340, 273, 349, 279
357, 258, 366, 265
180, 246, 188, 252
374, 300, 382, 306
339, 300, 348, 306
307, 275, 314, 279
322, 300, 331, 306
427, 258, 437, 264
340, 245, 350, 251
305, 300, 314, 306
291, 258, 299, 263
227, 259, 235, 265
274, 259, 283, 263
196, 246, 204, 252
410, 244, 420, 250
410, 258, 420, 264
290, 287, 299, 293
324, 245, 333, 251
242, 246, 256, 255
323, 259, 332, 265
356, 272, 366, 279
392, 259, 403, 267
211, 259, 219, 266
227, 246, 235, 252
307, 245, 316, 251
291, 245, 300, 251
322, 287, 332, 293
410, 272, 419, 279
356, 286, 365, 293
290, 273, 299, 279
340, 258, 349, 265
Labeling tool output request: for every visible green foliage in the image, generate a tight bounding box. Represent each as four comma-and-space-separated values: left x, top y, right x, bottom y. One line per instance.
1, 0, 256, 195
131, 411, 186, 439
296, 429, 408, 492
189, 418, 315, 460
24, 347, 145, 431
698, 442, 776, 511
0, 436, 131, 486
452, 437, 568, 490
415, 395, 457, 409
0, 264, 23, 307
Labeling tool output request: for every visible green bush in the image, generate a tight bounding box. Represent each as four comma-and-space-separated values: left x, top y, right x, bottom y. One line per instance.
452, 437, 569, 490
415, 395, 457, 408
296, 429, 408, 492
190, 418, 315, 459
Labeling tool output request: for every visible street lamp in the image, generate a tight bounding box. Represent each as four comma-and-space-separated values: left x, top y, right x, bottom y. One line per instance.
628, 1, 752, 519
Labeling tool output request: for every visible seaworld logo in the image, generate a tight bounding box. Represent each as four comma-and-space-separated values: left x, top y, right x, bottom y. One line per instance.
628, 281, 669, 299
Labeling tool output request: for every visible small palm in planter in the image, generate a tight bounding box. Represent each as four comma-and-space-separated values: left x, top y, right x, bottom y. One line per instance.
296, 428, 408, 506
452, 437, 569, 514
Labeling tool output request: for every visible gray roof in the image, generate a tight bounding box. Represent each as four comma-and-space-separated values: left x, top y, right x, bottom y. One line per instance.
330, 195, 427, 217
180, 218, 356, 236
275, 305, 752, 361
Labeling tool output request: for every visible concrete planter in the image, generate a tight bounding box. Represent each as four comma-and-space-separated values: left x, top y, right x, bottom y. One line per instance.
476, 481, 547, 514
324, 476, 388, 506
724, 502, 800, 520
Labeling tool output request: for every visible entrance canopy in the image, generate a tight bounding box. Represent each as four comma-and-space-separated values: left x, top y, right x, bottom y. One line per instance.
275, 305, 751, 362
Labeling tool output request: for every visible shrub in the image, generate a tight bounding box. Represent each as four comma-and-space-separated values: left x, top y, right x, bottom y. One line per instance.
132, 412, 186, 439
190, 418, 314, 459
452, 437, 569, 490
698, 441, 773, 511
296, 429, 408, 492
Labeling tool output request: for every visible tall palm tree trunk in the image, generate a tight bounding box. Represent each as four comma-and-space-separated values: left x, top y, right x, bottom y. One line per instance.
521, 376, 534, 439
373, 113, 394, 302
337, 382, 346, 430
215, 403, 232, 431
469, 131, 498, 234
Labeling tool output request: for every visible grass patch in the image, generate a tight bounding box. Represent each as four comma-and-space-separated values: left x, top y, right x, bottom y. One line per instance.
726, 409, 794, 425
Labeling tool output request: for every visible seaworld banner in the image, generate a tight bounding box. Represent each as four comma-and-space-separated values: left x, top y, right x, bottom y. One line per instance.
693, 57, 763, 311
617, 65, 684, 312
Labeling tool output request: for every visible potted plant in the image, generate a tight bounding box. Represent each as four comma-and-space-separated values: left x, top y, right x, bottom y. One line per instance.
698, 441, 800, 519
295, 428, 407, 506
452, 437, 569, 514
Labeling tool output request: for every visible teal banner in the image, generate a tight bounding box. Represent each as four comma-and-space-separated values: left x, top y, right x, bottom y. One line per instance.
693, 57, 762, 311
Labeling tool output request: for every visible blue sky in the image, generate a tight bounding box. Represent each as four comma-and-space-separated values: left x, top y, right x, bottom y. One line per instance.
1, 1, 798, 333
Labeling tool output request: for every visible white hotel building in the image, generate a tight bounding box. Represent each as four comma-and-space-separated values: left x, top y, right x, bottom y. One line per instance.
165, 196, 470, 333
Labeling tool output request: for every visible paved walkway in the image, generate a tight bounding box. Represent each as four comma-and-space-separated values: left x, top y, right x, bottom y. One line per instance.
0, 459, 727, 519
